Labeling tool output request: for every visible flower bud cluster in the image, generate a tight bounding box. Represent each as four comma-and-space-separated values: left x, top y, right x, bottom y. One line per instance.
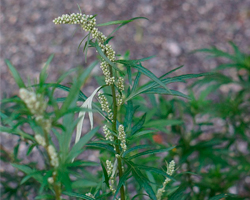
35, 116, 52, 133
100, 61, 115, 85
98, 92, 113, 121
86, 193, 95, 198
19, 88, 47, 116
109, 177, 116, 194
103, 125, 114, 141
118, 125, 127, 152
106, 160, 113, 176
48, 177, 54, 184
53, 13, 119, 87
117, 77, 125, 91
116, 93, 123, 106
35, 134, 46, 146
105, 159, 116, 193
105, 44, 116, 62
156, 160, 175, 200
48, 145, 59, 168
53, 13, 96, 30
19, 88, 52, 133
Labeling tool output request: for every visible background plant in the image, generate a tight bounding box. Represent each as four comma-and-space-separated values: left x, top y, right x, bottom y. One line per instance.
143, 42, 250, 199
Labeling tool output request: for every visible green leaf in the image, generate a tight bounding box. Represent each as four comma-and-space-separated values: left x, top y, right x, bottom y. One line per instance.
128, 146, 175, 160
63, 191, 95, 200
0, 126, 34, 141
209, 194, 231, 200
117, 60, 170, 95
85, 33, 91, 62
113, 167, 132, 200
77, 34, 89, 54
107, 17, 148, 37
86, 142, 116, 153
20, 171, 43, 184
144, 119, 183, 128
130, 163, 157, 200
12, 164, 43, 183
124, 100, 133, 130
35, 195, 55, 199
144, 88, 190, 99
72, 180, 98, 189
123, 144, 152, 157
5, 59, 26, 88
135, 165, 176, 181
131, 71, 141, 94
100, 160, 110, 187
67, 127, 99, 162
131, 113, 146, 135
12, 163, 33, 174
40, 54, 54, 85
126, 73, 206, 101
60, 61, 96, 116
128, 130, 155, 140
89, 40, 122, 72
97, 17, 148, 26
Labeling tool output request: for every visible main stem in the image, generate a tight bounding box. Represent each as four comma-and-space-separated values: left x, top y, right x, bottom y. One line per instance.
109, 66, 126, 200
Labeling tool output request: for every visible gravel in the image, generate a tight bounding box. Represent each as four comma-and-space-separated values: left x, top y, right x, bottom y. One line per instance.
1, 0, 250, 97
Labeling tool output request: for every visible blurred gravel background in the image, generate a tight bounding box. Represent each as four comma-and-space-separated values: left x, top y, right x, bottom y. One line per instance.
1, 0, 250, 97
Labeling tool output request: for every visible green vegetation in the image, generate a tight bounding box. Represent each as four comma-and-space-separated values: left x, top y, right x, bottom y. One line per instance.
1, 11, 249, 200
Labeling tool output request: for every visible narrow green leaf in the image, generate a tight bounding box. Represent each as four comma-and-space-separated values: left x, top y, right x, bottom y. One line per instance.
117, 60, 170, 94
123, 144, 152, 157
63, 191, 95, 200
129, 146, 175, 160
113, 167, 132, 200
131, 165, 156, 200
35, 195, 55, 199
5, 59, 26, 88
77, 34, 89, 53
131, 113, 146, 135
85, 33, 91, 62
67, 127, 99, 162
144, 88, 189, 99
72, 180, 98, 188
86, 142, 116, 153
97, 17, 148, 27
60, 62, 96, 115
0, 126, 34, 140
100, 160, 110, 187
131, 71, 141, 94
40, 54, 54, 85
135, 165, 176, 181
89, 40, 122, 73
209, 194, 231, 200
